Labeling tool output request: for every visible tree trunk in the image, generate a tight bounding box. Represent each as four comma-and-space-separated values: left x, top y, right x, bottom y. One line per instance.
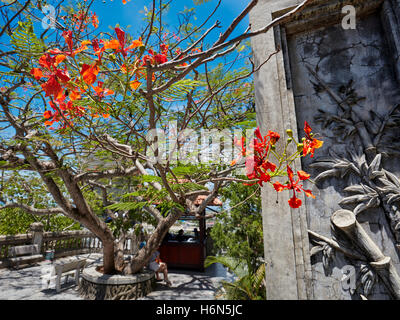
115, 235, 126, 272
76, 213, 117, 274
103, 240, 116, 274
125, 212, 181, 274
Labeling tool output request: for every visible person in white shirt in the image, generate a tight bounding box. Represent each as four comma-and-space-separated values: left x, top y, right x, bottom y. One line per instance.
148, 249, 172, 287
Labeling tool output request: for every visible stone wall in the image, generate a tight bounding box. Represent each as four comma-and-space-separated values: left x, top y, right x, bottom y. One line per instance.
79, 267, 155, 300
250, 0, 400, 299
0, 223, 139, 269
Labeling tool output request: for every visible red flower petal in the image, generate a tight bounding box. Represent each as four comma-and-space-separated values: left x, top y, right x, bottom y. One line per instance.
130, 80, 141, 90
48, 48, 63, 55
103, 39, 120, 50
262, 161, 277, 172
303, 189, 315, 199
30, 68, 43, 80
142, 54, 154, 66
312, 139, 324, 150
92, 39, 100, 52
287, 165, 295, 183
55, 68, 70, 83
38, 54, 54, 71
288, 195, 302, 208
254, 127, 263, 141
44, 120, 55, 126
41, 76, 62, 98
115, 27, 126, 49
297, 170, 310, 180
69, 90, 81, 101
303, 141, 310, 157
154, 53, 168, 64
160, 43, 169, 55
259, 171, 271, 183
81, 63, 99, 85
267, 130, 280, 145
273, 182, 286, 192
62, 31, 74, 54
304, 121, 312, 135
43, 110, 53, 119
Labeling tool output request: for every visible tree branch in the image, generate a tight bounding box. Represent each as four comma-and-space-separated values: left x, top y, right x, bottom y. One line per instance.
0, 202, 65, 216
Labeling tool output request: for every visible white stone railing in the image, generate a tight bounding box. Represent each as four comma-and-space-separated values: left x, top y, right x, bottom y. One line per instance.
0, 223, 139, 268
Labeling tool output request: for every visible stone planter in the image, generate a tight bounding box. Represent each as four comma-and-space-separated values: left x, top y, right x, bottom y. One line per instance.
79, 266, 155, 300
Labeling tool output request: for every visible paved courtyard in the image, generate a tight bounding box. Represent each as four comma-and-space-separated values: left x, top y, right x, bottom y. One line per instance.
139, 263, 234, 300
0, 253, 234, 300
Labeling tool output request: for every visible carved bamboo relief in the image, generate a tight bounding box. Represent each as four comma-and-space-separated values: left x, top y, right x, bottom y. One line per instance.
250, 0, 400, 300
305, 63, 400, 299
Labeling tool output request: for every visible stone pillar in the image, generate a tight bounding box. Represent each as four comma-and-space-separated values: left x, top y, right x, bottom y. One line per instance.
30, 222, 44, 251
249, 0, 313, 300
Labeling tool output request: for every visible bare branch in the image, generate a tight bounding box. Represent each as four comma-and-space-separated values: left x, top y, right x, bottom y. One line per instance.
0, 0, 31, 38
75, 166, 139, 182
0, 203, 65, 216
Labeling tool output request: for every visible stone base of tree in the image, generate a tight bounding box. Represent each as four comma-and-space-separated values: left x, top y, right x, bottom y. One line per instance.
79, 266, 155, 300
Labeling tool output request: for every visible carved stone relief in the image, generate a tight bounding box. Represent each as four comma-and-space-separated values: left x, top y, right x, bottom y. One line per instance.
284, 2, 400, 299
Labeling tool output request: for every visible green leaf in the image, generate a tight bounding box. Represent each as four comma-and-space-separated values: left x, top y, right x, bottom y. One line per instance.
159, 79, 203, 101
105, 202, 148, 212
10, 18, 45, 61
141, 175, 162, 183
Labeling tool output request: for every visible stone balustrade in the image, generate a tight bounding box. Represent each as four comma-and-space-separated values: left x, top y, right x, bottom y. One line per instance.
0, 223, 139, 268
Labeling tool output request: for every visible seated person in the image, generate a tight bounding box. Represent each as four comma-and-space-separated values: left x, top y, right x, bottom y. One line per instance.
148, 248, 172, 287
175, 229, 187, 242
193, 228, 199, 240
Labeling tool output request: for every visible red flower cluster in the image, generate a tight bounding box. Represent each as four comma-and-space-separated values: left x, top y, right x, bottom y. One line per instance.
303, 121, 324, 157
43, 96, 85, 128
142, 44, 169, 66
72, 10, 99, 31
273, 166, 315, 208
30, 24, 152, 129
30, 31, 95, 100
102, 27, 142, 57
92, 81, 114, 98
30, 53, 70, 99
234, 122, 323, 209
30, 28, 116, 129
233, 127, 280, 187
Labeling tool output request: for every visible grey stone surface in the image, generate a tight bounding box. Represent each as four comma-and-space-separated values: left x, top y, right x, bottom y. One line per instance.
251, 0, 400, 299
250, 0, 313, 300
82, 266, 154, 285
0, 253, 230, 300
288, 6, 400, 300
139, 263, 235, 300
9, 244, 39, 256
30, 222, 44, 249
0, 253, 101, 300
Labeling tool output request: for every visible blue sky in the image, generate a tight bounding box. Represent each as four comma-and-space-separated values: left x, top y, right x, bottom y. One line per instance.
0, 0, 251, 138
91, 0, 250, 41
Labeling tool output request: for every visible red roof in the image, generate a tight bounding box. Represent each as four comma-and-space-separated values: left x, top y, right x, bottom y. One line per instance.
153, 195, 222, 207
193, 195, 223, 206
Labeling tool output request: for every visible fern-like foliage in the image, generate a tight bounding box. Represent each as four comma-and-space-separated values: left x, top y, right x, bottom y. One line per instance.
10, 18, 45, 62
205, 255, 266, 300
1, 18, 45, 81
158, 79, 203, 101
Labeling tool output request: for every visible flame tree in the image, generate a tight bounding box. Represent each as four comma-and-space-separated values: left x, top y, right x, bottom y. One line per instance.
0, 0, 317, 275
